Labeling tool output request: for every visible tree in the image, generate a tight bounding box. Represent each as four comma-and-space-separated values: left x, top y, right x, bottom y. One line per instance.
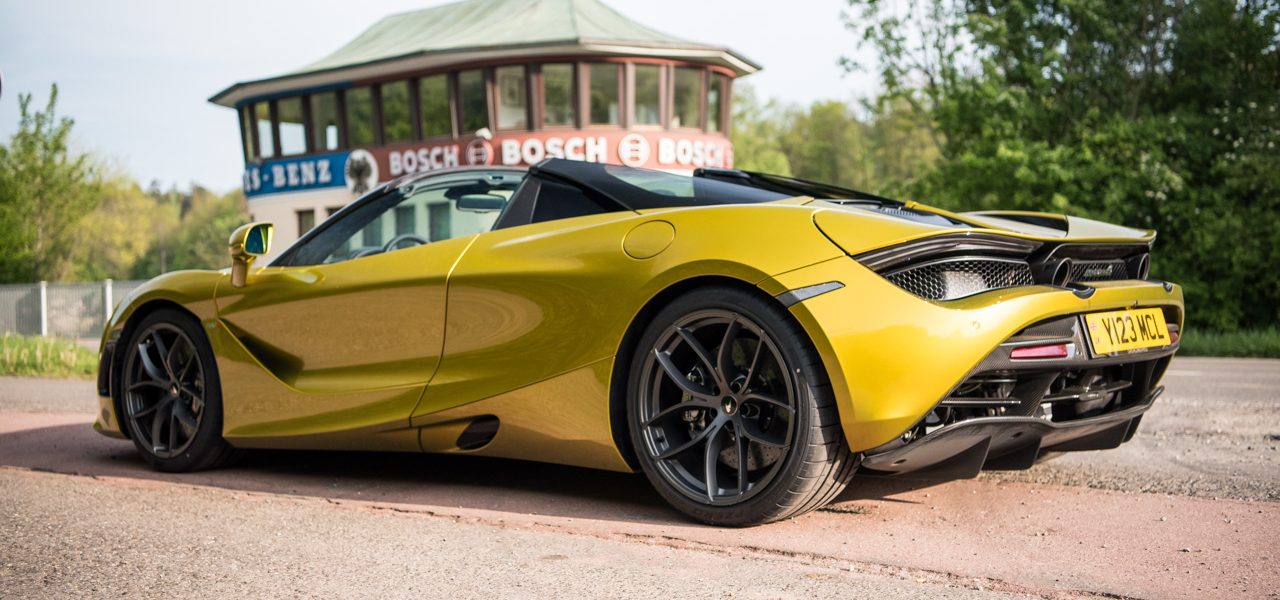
128, 185, 249, 279
0, 85, 102, 282
730, 85, 792, 175
732, 85, 939, 194
777, 100, 872, 190
843, 0, 1280, 331
72, 175, 158, 280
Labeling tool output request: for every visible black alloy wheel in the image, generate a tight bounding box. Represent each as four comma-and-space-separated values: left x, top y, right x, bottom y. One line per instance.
638, 309, 796, 506
120, 309, 237, 471
628, 286, 857, 526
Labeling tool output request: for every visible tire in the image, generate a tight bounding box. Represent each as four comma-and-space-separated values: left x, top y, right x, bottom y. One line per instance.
627, 286, 858, 526
118, 308, 238, 472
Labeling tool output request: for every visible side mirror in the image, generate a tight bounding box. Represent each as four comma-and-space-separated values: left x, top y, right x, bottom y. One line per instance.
457, 193, 506, 213
228, 222, 273, 288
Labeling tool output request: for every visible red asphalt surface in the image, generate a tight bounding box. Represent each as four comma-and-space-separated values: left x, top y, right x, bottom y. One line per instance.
1, 412, 1275, 599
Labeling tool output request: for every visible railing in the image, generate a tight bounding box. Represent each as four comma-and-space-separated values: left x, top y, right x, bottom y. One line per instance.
0, 280, 145, 341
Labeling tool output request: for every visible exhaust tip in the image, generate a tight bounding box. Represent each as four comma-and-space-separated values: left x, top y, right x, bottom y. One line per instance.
1052, 258, 1073, 287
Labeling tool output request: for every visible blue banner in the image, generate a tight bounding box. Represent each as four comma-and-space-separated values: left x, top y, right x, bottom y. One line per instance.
243, 151, 349, 198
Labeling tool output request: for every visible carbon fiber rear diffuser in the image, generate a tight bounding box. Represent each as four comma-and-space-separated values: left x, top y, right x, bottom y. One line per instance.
860, 387, 1161, 480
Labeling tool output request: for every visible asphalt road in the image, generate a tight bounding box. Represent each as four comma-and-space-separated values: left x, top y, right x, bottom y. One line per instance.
0, 357, 1276, 599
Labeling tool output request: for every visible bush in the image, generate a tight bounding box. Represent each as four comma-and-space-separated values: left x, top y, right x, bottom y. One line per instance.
0, 333, 96, 378
1177, 328, 1280, 358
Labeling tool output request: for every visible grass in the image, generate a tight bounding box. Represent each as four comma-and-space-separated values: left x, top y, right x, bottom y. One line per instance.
0, 333, 97, 379
1176, 327, 1280, 358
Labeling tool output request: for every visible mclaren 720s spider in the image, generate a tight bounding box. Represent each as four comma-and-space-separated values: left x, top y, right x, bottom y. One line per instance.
94, 158, 1182, 526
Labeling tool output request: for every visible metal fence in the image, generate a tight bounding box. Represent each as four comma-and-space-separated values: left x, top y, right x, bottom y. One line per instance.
0, 280, 145, 340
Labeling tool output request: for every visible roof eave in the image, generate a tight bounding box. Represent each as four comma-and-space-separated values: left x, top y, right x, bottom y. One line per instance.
209, 40, 760, 108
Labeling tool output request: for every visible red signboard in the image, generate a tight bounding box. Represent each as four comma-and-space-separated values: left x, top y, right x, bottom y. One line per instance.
372, 130, 734, 180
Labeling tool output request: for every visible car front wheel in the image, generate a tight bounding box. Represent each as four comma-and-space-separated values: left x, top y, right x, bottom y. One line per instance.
119, 308, 237, 472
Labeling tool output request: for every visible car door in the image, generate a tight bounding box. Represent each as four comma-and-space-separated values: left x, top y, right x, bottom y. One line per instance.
213, 170, 522, 441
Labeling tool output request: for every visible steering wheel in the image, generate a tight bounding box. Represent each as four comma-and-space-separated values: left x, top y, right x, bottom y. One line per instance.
382, 233, 430, 253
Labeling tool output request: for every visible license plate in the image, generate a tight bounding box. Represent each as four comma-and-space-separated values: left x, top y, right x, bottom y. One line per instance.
1084, 308, 1171, 355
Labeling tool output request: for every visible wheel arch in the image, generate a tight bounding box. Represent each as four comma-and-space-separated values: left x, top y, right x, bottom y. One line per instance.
607, 274, 820, 469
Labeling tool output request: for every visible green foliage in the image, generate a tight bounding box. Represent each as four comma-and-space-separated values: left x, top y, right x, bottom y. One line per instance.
843, 0, 1280, 331
129, 184, 249, 278
0, 85, 102, 282
0, 333, 97, 378
731, 86, 793, 175
72, 176, 160, 280
1177, 328, 1280, 358
0, 84, 251, 284
731, 86, 938, 194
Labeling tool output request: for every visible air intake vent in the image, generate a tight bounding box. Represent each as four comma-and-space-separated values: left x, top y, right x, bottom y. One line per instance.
456, 416, 500, 450
886, 259, 1034, 300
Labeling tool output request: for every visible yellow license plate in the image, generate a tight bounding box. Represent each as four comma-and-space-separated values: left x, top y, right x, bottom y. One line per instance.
1084, 308, 1171, 355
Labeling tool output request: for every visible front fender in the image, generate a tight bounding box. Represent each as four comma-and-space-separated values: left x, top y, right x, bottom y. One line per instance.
93, 270, 226, 438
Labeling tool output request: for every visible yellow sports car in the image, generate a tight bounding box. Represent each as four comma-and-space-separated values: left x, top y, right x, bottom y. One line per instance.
94, 159, 1182, 526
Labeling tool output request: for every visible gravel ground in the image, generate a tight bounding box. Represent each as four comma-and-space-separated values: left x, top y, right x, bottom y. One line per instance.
981, 357, 1280, 501
6, 356, 1273, 501
1, 356, 1276, 598
0, 469, 1035, 600
0, 377, 95, 413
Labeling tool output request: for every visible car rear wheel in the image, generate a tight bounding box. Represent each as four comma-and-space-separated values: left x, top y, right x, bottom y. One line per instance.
627, 286, 857, 526
120, 309, 237, 472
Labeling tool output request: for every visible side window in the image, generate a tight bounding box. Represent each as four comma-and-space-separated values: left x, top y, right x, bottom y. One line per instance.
531, 180, 614, 224
281, 178, 521, 266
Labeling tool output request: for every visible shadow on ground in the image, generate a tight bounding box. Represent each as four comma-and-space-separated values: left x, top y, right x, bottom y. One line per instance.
0, 418, 954, 524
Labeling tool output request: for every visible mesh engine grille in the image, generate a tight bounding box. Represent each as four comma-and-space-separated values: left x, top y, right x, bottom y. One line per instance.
886, 260, 1034, 300
1068, 260, 1129, 282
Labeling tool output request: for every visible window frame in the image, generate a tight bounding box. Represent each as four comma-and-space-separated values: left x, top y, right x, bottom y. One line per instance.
377, 79, 416, 145
669, 66, 705, 131
628, 62, 666, 129
342, 85, 378, 148
706, 72, 731, 134
308, 91, 343, 153
249, 102, 276, 159
491, 64, 531, 132
296, 208, 316, 237
537, 62, 578, 130
581, 61, 624, 128
239, 105, 255, 162
455, 68, 491, 135
416, 73, 454, 140
275, 96, 309, 157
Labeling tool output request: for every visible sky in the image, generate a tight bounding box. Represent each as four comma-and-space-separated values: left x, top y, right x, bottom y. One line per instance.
0, 0, 879, 192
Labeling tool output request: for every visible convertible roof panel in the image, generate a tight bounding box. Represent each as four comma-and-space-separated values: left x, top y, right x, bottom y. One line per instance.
530, 158, 791, 211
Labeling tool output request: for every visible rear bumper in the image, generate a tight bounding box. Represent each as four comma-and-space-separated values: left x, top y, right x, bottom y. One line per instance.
860, 386, 1161, 478
761, 257, 1184, 453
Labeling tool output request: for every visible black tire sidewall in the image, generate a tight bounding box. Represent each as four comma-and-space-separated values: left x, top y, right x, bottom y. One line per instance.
120, 308, 228, 472
626, 286, 832, 526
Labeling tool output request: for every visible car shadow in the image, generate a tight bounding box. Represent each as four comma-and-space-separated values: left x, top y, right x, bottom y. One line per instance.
0, 421, 679, 525
0, 419, 953, 523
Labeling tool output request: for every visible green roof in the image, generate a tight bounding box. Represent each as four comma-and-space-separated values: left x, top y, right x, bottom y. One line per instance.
301, 0, 696, 73
210, 0, 758, 107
